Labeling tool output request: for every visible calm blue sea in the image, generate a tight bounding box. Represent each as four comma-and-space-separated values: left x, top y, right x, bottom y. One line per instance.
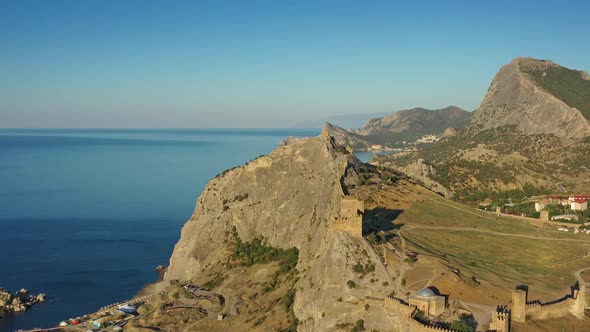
0, 129, 323, 331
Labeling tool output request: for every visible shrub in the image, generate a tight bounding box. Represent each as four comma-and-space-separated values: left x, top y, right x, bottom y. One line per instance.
351, 319, 365, 332
281, 288, 296, 313
347, 280, 357, 289
231, 232, 299, 275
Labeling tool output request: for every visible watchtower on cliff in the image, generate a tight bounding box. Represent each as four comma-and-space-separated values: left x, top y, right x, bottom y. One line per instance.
341, 195, 364, 216
331, 195, 364, 237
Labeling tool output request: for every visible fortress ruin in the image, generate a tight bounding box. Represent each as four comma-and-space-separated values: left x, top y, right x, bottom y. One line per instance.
330, 195, 364, 237
379, 295, 510, 332
511, 283, 585, 322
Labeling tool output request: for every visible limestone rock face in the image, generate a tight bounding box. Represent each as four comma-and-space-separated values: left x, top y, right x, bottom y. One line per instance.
0, 288, 13, 307
377, 157, 453, 198
470, 57, 590, 141
321, 122, 372, 150
440, 127, 458, 139
165, 134, 348, 281
164, 135, 400, 331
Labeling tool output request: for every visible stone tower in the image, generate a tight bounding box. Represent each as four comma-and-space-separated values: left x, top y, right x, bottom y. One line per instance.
496, 206, 502, 214
570, 282, 586, 319
540, 210, 549, 221
489, 309, 510, 332
330, 195, 364, 237
511, 290, 527, 322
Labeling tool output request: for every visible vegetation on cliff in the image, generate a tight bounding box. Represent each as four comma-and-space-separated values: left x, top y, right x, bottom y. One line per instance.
522, 65, 590, 120
230, 226, 299, 274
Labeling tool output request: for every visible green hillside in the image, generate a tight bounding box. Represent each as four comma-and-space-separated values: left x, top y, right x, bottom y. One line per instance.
523, 66, 590, 120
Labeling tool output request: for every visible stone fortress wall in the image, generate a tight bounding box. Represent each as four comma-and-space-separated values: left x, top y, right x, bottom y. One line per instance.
511, 282, 585, 323
380, 296, 509, 332
489, 308, 510, 332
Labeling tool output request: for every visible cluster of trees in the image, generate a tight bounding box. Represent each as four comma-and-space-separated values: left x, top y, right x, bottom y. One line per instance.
231, 226, 299, 274
460, 184, 551, 204
352, 262, 376, 275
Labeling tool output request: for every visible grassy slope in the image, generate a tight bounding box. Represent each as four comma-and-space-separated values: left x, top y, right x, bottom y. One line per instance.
523, 66, 590, 120
397, 196, 590, 296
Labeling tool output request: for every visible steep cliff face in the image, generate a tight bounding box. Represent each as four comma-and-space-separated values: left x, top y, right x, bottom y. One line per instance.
165, 133, 344, 281
470, 58, 590, 140
164, 132, 398, 331
321, 122, 372, 150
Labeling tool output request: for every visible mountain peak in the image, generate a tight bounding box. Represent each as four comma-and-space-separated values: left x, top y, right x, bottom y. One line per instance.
470, 57, 590, 140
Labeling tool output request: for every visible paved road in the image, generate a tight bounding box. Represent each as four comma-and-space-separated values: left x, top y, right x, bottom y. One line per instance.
574, 267, 589, 286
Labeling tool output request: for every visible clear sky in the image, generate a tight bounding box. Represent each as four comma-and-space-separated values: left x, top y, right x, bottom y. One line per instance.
1, 0, 589, 128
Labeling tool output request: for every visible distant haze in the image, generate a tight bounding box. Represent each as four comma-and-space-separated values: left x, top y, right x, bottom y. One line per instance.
1, 1, 589, 128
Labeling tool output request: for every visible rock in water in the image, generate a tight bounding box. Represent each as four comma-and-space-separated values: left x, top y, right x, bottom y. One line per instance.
0, 288, 13, 307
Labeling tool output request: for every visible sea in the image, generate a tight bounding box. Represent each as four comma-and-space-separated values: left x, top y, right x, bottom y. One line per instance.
0, 128, 392, 331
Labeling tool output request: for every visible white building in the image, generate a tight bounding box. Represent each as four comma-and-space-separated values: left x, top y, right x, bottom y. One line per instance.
571, 199, 588, 211
416, 135, 439, 144
534, 202, 545, 212
552, 214, 579, 221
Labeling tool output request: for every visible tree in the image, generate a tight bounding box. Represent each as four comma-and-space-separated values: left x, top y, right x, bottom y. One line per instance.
449, 320, 473, 332
351, 319, 365, 332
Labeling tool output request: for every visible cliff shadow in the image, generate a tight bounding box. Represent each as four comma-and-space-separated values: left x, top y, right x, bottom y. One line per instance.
363, 207, 404, 235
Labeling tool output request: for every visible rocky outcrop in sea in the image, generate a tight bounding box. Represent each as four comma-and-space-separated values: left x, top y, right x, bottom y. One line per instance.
0, 288, 45, 318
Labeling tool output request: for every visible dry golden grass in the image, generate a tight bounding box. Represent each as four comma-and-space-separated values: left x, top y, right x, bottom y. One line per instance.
396, 197, 590, 299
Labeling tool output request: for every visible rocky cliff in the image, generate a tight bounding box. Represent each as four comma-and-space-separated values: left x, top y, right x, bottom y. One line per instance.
470, 57, 590, 140
162, 130, 400, 331
320, 122, 372, 150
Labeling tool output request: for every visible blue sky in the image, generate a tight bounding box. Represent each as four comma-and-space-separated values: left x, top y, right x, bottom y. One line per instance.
1, 0, 589, 128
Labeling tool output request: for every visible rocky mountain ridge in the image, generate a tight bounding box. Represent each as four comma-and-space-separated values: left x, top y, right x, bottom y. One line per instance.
378, 57, 590, 198
355, 106, 472, 137
325, 106, 473, 149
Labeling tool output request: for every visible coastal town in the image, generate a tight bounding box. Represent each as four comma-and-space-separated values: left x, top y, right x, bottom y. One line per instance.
479, 194, 590, 231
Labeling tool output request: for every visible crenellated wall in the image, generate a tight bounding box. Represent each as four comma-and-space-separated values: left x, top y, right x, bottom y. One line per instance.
511, 282, 585, 323
382, 296, 465, 332
489, 309, 510, 332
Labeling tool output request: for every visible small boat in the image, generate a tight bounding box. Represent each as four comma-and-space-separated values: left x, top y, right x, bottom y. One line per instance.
118, 303, 137, 314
